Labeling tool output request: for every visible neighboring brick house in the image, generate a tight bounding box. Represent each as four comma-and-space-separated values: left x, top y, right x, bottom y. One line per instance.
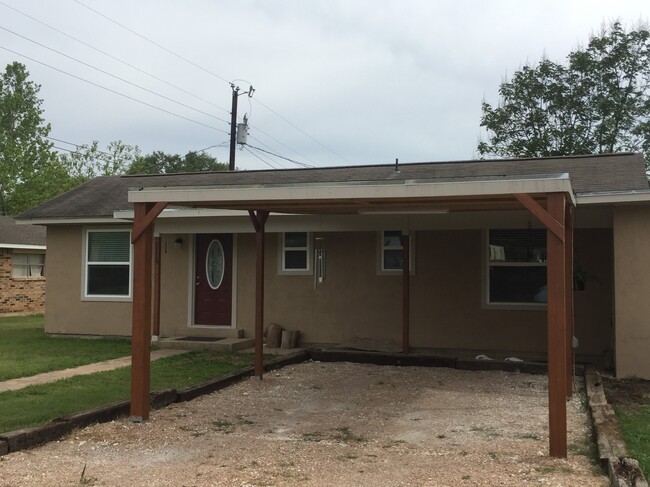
0, 216, 46, 315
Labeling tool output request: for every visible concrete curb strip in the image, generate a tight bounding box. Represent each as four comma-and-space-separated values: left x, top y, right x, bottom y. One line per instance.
585, 367, 648, 487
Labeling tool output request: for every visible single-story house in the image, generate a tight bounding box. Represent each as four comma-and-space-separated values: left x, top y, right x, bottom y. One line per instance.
16, 152, 650, 377
0, 216, 46, 315
16, 152, 650, 457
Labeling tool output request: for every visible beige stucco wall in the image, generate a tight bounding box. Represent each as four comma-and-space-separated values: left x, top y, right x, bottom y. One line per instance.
43, 224, 614, 361
235, 229, 612, 357
44, 226, 132, 336
158, 234, 191, 335
613, 206, 650, 379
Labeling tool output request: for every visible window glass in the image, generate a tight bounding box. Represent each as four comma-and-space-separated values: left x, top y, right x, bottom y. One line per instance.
86, 230, 131, 297
284, 232, 307, 248
487, 229, 546, 305
206, 240, 225, 289
88, 232, 130, 262
12, 254, 44, 278
87, 265, 130, 295
381, 231, 409, 271
281, 232, 310, 272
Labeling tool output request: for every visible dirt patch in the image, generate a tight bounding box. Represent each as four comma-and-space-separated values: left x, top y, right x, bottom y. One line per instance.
0, 362, 607, 486
603, 376, 650, 413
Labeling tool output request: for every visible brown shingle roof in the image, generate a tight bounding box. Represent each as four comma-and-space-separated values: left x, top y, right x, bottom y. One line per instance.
0, 216, 46, 245
17, 153, 647, 220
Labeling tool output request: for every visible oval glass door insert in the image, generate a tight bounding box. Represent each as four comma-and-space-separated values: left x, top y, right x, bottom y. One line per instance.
206, 240, 225, 289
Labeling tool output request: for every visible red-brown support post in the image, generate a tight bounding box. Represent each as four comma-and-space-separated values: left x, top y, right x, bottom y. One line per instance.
565, 206, 574, 398
152, 236, 161, 338
131, 202, 155, 421
249, 210, 269, 379
547, 192, 567, 458
401, 233, 410, 354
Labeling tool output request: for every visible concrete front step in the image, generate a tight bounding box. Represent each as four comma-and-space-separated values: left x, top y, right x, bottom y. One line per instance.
157, 337, 254, 352
169, 327, 244, 339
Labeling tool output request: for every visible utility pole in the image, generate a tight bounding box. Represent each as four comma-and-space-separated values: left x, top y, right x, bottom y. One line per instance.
228, 84, 239, 171
228, 82, 254, 171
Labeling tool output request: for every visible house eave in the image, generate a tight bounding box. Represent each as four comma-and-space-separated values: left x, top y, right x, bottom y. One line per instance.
15, 217, 133, 226
127, 174, 576, 212
0, 243, 46, 250
576, 190, 650, 205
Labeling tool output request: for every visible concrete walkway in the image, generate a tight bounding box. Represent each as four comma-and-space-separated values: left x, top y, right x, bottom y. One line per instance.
0, 349, 188, 393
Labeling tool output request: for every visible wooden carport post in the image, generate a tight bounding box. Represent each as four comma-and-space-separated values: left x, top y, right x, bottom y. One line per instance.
565, 206, 574, 398
401, 232, 410, 354
514, 192, 568, 458
249, 210, 269, 379
546, 193, 567, 458
130, 201, 167, 421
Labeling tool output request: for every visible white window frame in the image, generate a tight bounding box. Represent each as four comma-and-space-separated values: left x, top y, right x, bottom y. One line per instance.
82, 227, 133, 301
482, 229, 546, 310
377, 230, 415, 275
278, 232, 312, 275
11, 252, 45, 278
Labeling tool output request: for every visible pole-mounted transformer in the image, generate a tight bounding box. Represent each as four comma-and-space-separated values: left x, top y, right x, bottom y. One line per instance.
237, 114, 249, 145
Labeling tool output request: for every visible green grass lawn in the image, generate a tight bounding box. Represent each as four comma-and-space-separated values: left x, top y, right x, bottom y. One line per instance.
603, 377, 650, 478
0, 314, 132, 381
0, 314, 256, 433
616, 406, 650, 476
0, 350, 254, 433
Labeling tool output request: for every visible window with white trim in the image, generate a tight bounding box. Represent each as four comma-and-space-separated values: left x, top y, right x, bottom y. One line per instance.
281, 232, 311, 272
487, 229, 546, 305
380, 230, 414, 272
85, 230, 132, 297
12, 253, 45, 278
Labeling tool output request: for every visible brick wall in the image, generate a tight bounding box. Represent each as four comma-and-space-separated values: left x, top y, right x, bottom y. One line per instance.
0, 250, 45, 314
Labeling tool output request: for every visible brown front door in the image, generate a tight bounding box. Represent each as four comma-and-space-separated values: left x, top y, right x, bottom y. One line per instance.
194, 234, 233, 326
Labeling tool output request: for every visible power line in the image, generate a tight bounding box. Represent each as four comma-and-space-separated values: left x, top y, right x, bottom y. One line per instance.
51, 145, 75, 153
0, 45, 230, 135
253, 97, 351, 164
72, 0, 344, 167
0, 25, 230, 125
0, 0, 231, 117
248, 131, 319, 166
242, 145, 282, 170
73, 0, 231, 85
246, 144, 313, 168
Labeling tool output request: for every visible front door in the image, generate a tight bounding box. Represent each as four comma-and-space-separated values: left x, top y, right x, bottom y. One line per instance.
194, 234, 233, 326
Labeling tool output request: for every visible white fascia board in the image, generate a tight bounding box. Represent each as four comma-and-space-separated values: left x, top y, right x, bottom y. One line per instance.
577, 190, 650, 205
113, 208, 253, 220
0, 243, 46, 250
15, 217, 132, 225
128, 175, 575, 207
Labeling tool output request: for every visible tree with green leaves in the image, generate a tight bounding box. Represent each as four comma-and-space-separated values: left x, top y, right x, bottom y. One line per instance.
59, 140, 141, 185
127, 150, 227, 175
0, 62, 65, 216
478, 22, 650, 172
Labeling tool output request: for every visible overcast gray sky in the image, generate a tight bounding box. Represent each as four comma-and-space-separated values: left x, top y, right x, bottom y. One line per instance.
1, 0, 648, 170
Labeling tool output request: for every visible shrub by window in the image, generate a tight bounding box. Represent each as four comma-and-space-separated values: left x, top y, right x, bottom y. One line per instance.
85, 230, 131, 297
488, 229, 546, 305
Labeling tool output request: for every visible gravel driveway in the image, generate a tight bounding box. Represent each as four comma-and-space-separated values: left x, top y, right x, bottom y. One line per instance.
0, 361, 607, 486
